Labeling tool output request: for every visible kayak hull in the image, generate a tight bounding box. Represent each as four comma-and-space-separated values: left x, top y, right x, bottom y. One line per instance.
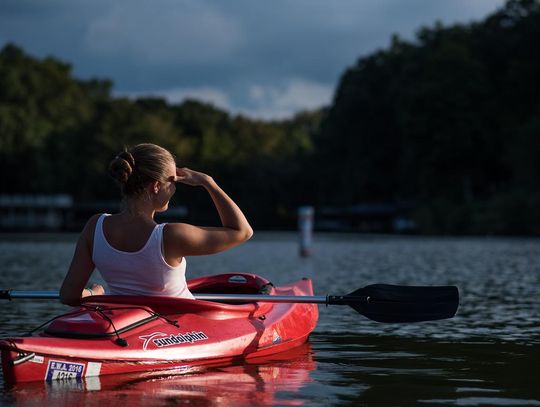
7, 343, 316, 406
0, 273, 318, 384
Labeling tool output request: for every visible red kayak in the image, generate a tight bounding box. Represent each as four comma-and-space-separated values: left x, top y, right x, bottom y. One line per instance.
0, 273, 318, 384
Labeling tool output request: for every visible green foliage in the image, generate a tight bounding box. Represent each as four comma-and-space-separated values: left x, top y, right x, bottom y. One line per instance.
0, 44, 317, 227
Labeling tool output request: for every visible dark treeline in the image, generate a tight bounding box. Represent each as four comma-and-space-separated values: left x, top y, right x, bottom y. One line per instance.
1, 0, 540, 234
315, 0, 540, 234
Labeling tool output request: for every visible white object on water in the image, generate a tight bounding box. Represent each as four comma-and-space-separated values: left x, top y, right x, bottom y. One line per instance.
298, 206, 314, 257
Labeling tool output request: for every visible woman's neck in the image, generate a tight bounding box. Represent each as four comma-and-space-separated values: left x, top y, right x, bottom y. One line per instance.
121, 197, 156, 221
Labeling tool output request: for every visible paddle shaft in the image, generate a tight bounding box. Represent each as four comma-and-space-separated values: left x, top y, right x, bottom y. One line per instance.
2, 290, 61, 300
0, 289, 366, 305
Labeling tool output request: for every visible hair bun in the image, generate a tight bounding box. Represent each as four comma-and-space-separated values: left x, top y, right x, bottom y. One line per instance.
108, 151, 136, 184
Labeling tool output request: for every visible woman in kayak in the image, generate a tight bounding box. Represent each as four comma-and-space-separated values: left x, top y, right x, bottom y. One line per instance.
60, 143, 253, 305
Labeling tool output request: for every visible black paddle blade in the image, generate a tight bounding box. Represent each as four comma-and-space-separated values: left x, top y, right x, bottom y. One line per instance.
329, 284, 459, 323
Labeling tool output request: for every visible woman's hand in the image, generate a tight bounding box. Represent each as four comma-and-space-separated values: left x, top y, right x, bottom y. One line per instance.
82, 283, 105, 298
175, 167, 211, 187
89, 283, 105, 296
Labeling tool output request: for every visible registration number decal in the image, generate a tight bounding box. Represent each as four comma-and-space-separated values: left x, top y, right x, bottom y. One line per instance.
46, 360, 85, 381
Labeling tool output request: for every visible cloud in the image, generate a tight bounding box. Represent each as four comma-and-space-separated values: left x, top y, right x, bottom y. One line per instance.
84, 0, 243, 64
1, 0, 506, 119
116, 86, 232, 111
116, 78, 333, 120
241, 78, 334, 120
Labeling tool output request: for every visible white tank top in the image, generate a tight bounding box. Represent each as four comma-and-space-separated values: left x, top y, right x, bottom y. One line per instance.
92, 214, 194, 299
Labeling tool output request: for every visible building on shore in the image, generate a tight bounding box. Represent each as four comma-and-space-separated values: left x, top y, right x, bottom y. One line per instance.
0, 195, 189, 232
315, 203, 416, 233
0, 194, 73, 231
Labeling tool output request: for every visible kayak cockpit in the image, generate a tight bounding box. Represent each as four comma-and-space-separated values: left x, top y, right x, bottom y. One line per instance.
43, 274, 276, 339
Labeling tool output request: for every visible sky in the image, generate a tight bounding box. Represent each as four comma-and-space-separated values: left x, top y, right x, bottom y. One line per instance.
0, 0, 505, 120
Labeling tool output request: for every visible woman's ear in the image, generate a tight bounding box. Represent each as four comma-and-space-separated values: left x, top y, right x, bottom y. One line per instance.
150, 181, 160, 195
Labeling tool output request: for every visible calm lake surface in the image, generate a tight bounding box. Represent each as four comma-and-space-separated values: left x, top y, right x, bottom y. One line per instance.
1, 233, 539, 406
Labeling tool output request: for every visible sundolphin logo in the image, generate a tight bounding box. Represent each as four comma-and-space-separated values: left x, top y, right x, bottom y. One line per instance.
139, 332, 168, 351
139, 331, 209, 351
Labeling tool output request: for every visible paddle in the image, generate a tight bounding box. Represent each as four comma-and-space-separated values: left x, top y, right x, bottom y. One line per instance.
0, 284, 459, 323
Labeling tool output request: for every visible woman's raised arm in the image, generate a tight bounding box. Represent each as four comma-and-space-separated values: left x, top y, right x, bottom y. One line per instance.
165, 168, 253, 257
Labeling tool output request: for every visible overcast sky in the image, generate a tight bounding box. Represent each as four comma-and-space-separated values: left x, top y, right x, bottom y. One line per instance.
1, 0, 505, 120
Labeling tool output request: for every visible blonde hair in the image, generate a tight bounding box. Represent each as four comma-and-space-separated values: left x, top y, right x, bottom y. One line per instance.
108, 143, 175, 197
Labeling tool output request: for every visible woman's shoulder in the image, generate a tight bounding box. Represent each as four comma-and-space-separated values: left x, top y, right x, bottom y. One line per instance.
86, 213, 106, 227
163, 222, 191, 237
81, 213, 107, 240
162, 222, 199, 248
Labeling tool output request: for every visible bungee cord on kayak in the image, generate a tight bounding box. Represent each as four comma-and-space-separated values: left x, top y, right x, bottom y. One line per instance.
24, 304, 180, 346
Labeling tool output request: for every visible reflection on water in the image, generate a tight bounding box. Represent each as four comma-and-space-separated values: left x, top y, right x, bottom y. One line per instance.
1, 233, 540, 406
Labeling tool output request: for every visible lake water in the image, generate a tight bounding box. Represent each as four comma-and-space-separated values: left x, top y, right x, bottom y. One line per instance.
1, 233, 539, 406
